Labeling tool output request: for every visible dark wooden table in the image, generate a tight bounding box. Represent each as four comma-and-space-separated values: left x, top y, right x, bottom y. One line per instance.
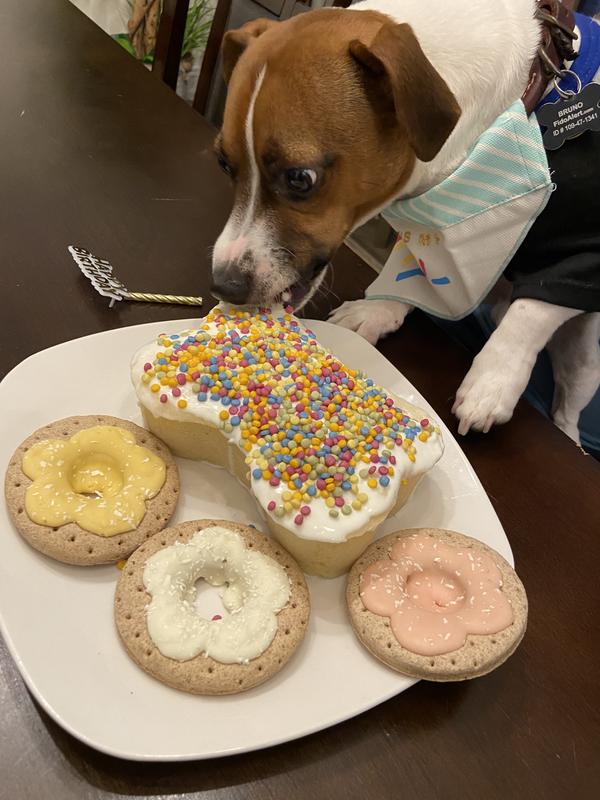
1, 1, 599, 798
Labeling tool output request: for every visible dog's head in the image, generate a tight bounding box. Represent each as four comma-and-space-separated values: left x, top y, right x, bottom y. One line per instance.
211, 9, 460, 309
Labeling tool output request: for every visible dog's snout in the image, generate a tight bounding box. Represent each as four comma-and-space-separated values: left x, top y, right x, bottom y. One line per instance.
218, 236, 249, 263
211, 264, 252, 305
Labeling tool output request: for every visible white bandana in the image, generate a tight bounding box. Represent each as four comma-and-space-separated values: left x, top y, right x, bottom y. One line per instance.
365, 100, 552, 319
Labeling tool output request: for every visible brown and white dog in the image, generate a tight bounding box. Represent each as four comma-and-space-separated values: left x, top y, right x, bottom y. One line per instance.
211, 0, 600, 442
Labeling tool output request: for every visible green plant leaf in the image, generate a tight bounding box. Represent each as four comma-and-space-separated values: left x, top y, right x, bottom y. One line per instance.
115, 1, 214, 65
182, 0, 214, 58
112, 33, 136, 57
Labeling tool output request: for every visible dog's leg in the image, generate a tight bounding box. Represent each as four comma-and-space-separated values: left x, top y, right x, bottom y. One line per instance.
547, 313, 600, 444
328, 299, 413, 344
453, 299, 582, 435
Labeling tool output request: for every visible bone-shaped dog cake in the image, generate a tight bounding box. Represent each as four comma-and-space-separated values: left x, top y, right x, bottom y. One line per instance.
131, 306, 444, 576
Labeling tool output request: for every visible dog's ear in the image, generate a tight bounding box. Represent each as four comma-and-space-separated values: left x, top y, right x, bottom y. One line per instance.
350, 23, 461, 162
222, 19, 278, 84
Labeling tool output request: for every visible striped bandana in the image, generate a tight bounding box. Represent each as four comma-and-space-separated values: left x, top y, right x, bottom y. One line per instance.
366, 100, 552, 319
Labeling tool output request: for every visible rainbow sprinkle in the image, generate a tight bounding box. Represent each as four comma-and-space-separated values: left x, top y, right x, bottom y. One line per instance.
140, 307, 439, 525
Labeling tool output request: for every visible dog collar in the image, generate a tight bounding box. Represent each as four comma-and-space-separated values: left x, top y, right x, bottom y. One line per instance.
536, 11, 600, 109
521, 0, 577, 115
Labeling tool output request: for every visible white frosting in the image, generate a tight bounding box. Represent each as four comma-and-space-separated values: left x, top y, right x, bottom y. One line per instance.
143, 526, 290, 663
131, 308, 444, 544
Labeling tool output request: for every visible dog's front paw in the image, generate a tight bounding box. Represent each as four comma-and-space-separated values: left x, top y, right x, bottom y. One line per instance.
452, 349, 532, 435
328, 299, 411, 345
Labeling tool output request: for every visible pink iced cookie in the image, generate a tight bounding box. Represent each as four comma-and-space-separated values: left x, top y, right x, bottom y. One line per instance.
346, 529, 528, 681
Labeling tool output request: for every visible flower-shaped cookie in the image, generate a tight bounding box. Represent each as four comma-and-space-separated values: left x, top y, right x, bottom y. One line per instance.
360, 532, 514, 655
22, 425, 166, 536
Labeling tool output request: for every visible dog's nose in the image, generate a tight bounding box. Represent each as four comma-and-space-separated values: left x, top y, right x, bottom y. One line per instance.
210, 265, 252, 304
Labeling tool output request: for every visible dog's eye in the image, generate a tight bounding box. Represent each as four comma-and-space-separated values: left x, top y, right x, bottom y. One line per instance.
217, 153, 234, 177
286, 168, 317, 194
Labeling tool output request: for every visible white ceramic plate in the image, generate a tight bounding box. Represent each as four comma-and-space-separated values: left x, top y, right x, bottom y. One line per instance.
0, 319, 512, 761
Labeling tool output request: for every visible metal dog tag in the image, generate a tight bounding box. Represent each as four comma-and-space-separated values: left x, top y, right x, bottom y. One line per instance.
536, 82, 600, 151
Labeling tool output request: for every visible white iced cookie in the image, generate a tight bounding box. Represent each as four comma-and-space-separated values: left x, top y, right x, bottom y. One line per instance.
143, 525, 290, 663
115, 520, 310, 695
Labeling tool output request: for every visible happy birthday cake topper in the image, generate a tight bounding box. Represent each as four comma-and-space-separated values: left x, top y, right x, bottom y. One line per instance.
68, 246, 203, 308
